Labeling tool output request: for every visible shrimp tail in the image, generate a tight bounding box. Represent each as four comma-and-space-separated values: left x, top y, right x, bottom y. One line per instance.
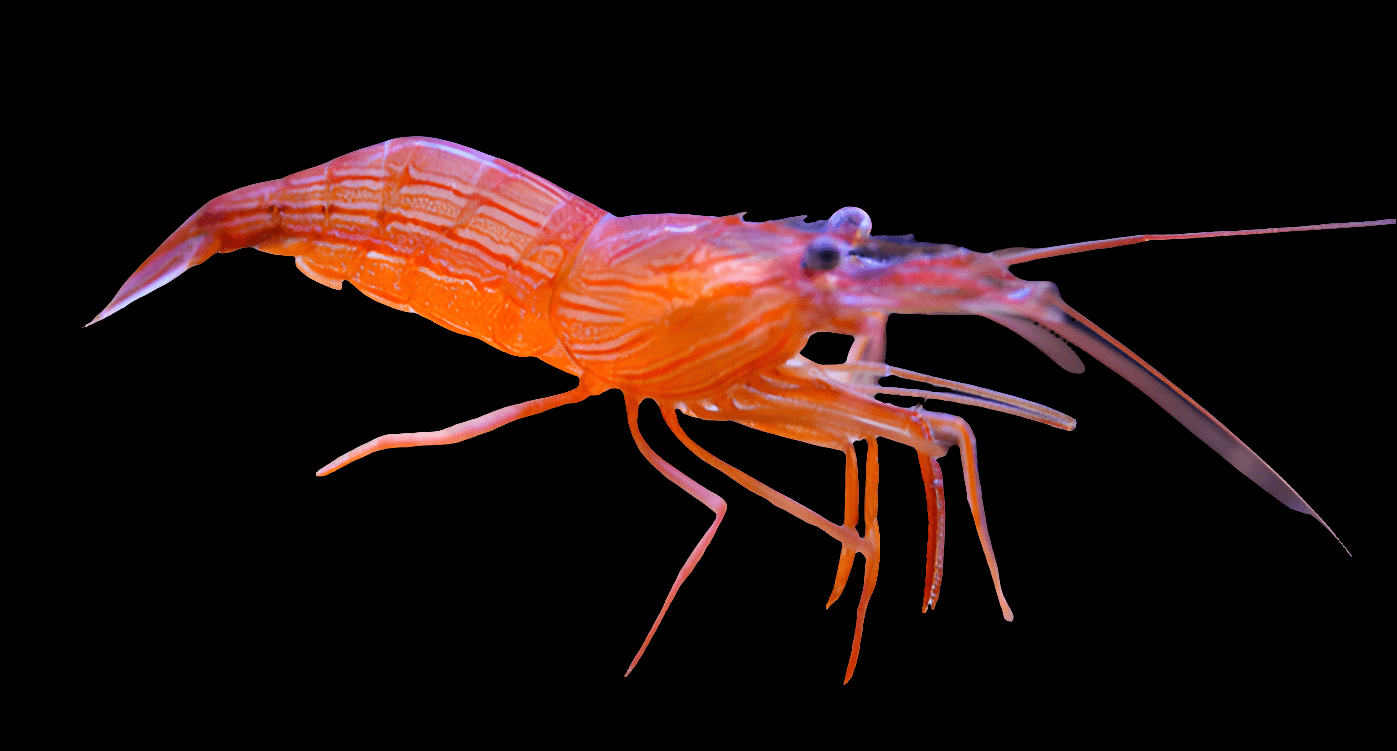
88, 231, 219, 326
88, 181, 281, 326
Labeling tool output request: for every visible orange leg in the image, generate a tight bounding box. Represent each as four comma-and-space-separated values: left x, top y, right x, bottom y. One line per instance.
934, 413, 1012, 622
659, 410, 868, 553
652, 357, 1014, 680
315, 383, 595, 475
843, 437, 880, 684
622, 396, 728, 677
920, 453, 946, 613
662, 408, 881, 683
736, 405, 1011, 625
699, 358, 1015, 627
827, 313, 886, 606
825, 445, 860, 609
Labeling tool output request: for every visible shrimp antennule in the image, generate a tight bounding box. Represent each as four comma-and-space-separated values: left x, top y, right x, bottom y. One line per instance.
991, 219, 1394, 266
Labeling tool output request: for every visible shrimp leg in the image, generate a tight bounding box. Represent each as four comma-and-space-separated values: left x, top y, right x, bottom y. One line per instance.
825, 316, 887, 606
731, 359, 1012, 621
661, 412, 876, 585
921, 407, 1013, 622
822, 442, 949, 616
847, 437, 880, 684
676, 416, 871, 606
706, 412, 949, 615
834, 317, 994, 617
316, 383, 596, 475
682, 359, 1016, 671
920, 452, 947, 613
623, 396, 728, 677
659, 409, 880, 683
827, 446, 860, 608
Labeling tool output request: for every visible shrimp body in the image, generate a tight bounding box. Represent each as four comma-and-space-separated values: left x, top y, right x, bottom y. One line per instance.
91, 137, 1392, 683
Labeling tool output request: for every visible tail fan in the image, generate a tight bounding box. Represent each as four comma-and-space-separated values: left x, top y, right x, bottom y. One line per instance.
88, 235, 220, 325
87, 208, 223, 326
88, 180, 282, 327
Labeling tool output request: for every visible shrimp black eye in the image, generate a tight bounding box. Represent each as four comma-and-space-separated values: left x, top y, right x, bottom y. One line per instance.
803, 239, 842, 271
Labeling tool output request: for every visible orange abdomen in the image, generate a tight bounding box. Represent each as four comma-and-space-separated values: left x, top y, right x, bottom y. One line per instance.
205, 138, 607, 368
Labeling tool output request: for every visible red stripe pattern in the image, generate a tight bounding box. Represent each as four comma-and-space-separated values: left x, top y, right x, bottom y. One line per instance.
201, 138, 607, 365
551, 214, 811, 397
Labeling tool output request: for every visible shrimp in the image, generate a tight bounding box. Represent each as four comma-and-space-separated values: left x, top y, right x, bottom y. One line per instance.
88, 137, 1392, 683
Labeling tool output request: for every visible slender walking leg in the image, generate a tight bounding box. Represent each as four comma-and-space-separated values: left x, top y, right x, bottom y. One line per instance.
828, 316, 886, 604
843, 438, 881, 684
826, 445, 860, 608
662, 409, 882, 684
659, 410, 868, 553
623, 397, 728, 677
922, 411, 1012, 621
920, 452, 946, 612
316, 383, 596, 475
667, 358, 1016, 679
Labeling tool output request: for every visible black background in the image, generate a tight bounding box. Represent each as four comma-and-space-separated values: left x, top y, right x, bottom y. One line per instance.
50, 22, 1387, 727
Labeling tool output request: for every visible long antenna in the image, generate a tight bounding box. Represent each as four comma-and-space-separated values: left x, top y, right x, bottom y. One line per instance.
992, 219, 1393, 266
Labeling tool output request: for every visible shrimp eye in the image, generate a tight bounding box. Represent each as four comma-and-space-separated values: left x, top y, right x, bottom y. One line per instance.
803, 239, 843, 271
826, 206, 872, 240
